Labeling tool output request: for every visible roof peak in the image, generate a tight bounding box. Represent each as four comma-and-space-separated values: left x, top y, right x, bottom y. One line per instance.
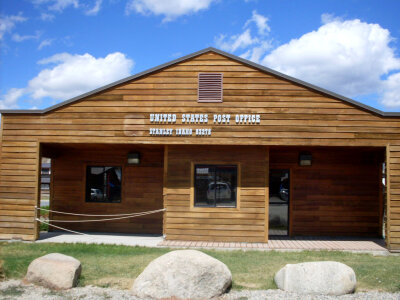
1, 47, 399, 117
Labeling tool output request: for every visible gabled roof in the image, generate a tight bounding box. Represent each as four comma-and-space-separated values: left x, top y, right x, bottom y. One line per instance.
1, 47, 399, 117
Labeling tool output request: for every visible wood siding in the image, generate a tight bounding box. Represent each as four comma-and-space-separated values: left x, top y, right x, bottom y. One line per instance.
164, 145, 268, 242
270, 147, 383, 237
0, 50, 399, 249
48, 145, 164, 234
387, 145, 400, 250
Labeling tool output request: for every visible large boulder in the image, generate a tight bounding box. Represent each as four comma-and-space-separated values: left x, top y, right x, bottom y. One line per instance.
25, 253, 81, 290
131, 249, 232, 299
274, 261, 356, 295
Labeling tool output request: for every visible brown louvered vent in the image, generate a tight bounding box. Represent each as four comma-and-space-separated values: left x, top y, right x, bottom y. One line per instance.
198, 73, 223, 102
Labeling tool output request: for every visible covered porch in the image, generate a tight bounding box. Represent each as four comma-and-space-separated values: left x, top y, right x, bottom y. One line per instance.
40, 143, 165, 236
39, 143, 387, 245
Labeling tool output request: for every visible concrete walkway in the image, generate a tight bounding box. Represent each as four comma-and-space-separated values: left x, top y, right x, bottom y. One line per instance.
160, 237, 388, 253
38, 232, 163, 247
36, 232, 390, 254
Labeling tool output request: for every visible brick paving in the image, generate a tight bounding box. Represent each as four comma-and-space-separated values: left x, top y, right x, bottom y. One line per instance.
158, 236, 388, 252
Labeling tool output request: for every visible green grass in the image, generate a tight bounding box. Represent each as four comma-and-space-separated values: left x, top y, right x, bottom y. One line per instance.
1, 242, 399, 291
39, 205, 49, 232
39, 205, 49, 218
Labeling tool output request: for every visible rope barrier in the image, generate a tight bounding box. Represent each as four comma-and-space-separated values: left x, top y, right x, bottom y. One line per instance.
36, 218, 91, 236
36, 207, 166, 237
43, 209, 166, 223
35, 206, 164, 217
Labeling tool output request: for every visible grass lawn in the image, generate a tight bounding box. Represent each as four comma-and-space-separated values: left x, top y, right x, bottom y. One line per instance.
1, 242, 399, 292
38, 205, 49, 232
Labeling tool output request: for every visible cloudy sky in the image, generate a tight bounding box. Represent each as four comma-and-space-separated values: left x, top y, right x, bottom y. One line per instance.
1, 0, 400, 111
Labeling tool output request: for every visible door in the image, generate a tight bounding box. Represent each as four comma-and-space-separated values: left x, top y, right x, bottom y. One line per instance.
269, 169, 290, 236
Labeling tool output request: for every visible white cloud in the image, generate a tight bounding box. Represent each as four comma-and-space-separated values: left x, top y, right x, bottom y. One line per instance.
12, 31, 41, 42
320, 13, 342, 24
214, 11, 272, 63
214, 12, 400, 109
0, 52, 134, 109
33, 0, 79, 12
35, 0, 103, 16
38, 38, 54, 50
30, 52, 134, 100
0, 13, 27, 40
40, 12, 55, 21
215, 29, 259, 52
262, 18, 400, 98
50, 0, 79, 11
0, 88, 25, 109
125, 0, 215, 22
85, 0, 102, 15
241, 41, 271, 63
381, 73, 400, 107
245, 10, 270, 35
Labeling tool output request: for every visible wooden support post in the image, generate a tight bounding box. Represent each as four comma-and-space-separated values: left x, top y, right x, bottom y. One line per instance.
386, 144, 392, 250
264, 146, 269, 243
162, 145, 168, 237
34, 142, 42, 240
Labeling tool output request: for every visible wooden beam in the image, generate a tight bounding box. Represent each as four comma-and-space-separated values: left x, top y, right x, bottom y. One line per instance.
163, 145, 168, 236
264, 146, 269, 243
34, 142, 41, 240
386, 144, 392, 248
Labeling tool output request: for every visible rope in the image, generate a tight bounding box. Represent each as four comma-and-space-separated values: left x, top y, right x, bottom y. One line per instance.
43, 208, 166, 223
36, 218, 90, 236
36, 207, 166, 237
35, 206, 164, 217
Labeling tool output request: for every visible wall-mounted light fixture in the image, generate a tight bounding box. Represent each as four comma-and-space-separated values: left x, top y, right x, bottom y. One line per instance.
127, 152, 140, 165
299, 151, 312, 166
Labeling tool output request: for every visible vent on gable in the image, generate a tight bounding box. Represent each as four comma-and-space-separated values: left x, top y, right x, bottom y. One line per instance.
198, 73, 223, 102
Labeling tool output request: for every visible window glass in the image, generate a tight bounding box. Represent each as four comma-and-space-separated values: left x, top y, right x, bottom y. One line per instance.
195, 165, 237, 207
85, 166, 122, 203
269, 169, 290, 236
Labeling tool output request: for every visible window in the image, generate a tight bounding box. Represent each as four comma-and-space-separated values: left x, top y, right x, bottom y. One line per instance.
194, 165, 237, 207
198, 73, 223, 102
269, 169, 290, 236
41, 183, 49, 190
85, 166, 122, 203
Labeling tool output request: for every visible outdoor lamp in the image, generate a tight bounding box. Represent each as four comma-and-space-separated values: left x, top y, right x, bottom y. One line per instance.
127, 152, 140, 165
299, 151, 312, 166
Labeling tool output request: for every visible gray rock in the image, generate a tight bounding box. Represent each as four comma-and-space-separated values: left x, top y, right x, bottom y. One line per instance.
131, 249, 232, 299
274, 261, 356, 296
25, 253, 81, 290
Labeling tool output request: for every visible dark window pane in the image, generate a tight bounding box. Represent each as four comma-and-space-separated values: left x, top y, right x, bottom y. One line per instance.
269, 169, 289, 236
86, 166, 122, 203
195, 165, 215, 206
194, 165, 237, 208
215, 166, 237, 207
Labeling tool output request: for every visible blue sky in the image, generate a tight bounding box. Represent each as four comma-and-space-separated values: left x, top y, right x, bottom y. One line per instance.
1, 0, 400, 111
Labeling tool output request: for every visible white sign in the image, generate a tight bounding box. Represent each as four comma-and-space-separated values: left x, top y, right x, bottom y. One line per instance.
149, 113, 260, 137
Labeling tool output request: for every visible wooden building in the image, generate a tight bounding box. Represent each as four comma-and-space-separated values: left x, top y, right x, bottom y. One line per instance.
0, 48, 399, 251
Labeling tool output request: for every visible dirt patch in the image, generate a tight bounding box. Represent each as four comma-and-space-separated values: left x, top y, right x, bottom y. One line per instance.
92, 277, 134, 289
234, 281, 261, 289
0, 260, 5, 281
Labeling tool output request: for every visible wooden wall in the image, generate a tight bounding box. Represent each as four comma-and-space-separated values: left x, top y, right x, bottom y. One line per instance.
0, 140, 40, 240
0, 50, 399, 249
164, 145, 268, 242
387, 145, 400, 250
49, 144, 164, 234
270, 147, 384, 237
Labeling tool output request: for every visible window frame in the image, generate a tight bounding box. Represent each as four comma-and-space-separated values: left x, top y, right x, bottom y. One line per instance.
191, 162, 240, 210
84, 164, 123, 203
